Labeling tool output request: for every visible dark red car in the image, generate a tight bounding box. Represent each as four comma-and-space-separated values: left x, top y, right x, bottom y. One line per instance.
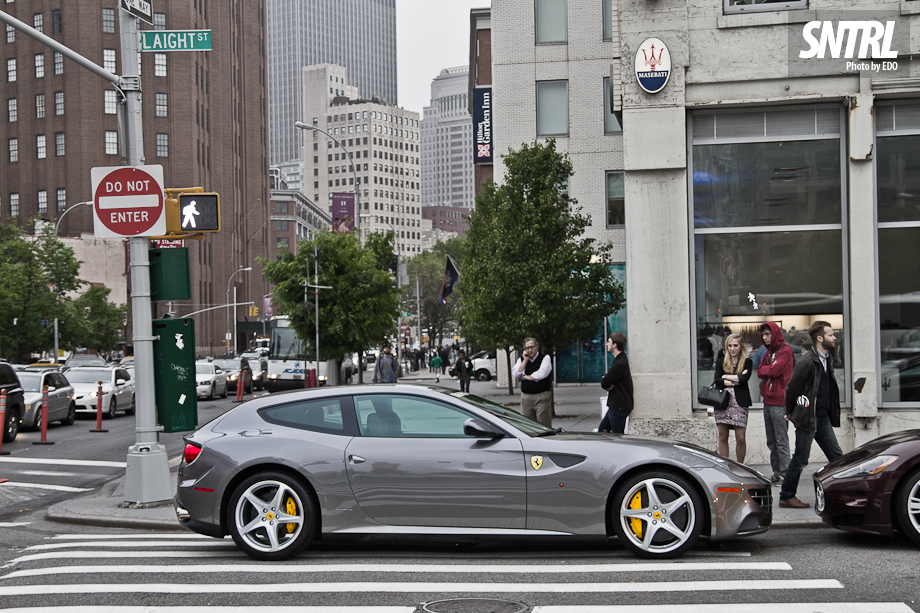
813, 429, 920, 545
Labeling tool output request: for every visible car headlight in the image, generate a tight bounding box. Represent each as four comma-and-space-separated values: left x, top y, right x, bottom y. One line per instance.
832, 455, 898, 479
229, 374, 238, 381
89, 391, 98, 398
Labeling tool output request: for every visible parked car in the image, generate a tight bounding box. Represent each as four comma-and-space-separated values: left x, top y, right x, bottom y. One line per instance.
174, 384, 772, 561
196, 361, 229, 399
67, 366, 136, 418
18, 369, 76, 429
814, 429, 920, 546
213, 357, 253, 393
0, 361, 25, 442
65, 355, 107, 370
470, 350, 497, 381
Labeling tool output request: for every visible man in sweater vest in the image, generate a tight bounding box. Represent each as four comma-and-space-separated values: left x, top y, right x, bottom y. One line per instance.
512, 337, 553, 426
779, 320, 844, 509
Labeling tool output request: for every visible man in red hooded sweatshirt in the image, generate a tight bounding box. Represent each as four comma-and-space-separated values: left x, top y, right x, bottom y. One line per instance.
756, 322, 793, 484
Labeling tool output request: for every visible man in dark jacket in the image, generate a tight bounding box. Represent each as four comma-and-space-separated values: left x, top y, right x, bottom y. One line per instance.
757, 321, 794, 484
597, 332, 634, 434
778, 320, 844, 508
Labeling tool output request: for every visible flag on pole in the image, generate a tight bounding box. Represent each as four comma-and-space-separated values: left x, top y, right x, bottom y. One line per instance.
438, 256, 460, 305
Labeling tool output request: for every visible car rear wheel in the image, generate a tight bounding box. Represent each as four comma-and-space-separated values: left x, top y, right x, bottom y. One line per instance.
124, 395, 136, 416
207, 383, 215, 400
475, 369, 491, 382
227, 472, 317, 561
611, 470, 703, 559
895, 468, 920, 546
104, 396, 117, 419
62, 402, 76, 426
3, 407, 20, 442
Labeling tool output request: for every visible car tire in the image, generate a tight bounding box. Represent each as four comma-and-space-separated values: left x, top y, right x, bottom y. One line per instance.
221, 383, 228, 398
62, 402, 76, 426
208, 384, 215, 400
895, 468, 920, 546
3, 406, 20, 443
227, 471, 318, 561
475, 369, 491, 382
611, 470, 703, 559
104, 396, 117, 419
124, 395, 136, 416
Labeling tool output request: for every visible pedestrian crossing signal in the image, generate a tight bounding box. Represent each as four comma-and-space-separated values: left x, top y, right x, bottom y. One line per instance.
178, 193, 220, 232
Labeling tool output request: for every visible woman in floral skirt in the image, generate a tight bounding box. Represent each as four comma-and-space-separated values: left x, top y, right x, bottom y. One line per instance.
713, 333, 753, 463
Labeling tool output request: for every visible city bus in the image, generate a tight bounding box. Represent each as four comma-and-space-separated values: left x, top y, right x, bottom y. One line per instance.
264, 316, 331, 391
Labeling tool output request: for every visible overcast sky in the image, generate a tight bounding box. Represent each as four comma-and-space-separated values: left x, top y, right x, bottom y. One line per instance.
395, 0, 491, 116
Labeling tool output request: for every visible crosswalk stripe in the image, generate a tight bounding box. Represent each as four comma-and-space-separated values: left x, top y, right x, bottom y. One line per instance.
25, 541, 236, 551
0, 522, 31, 528
0, 579, 843, 596
0, 457, 127, 468
533, 605, 914, 613
17, 470, 98, 477
5, 551, 245, 564
1, 608, 416, 613
0, 481, 93, 493
49, 534, 220, 540
0, 561, 793, 580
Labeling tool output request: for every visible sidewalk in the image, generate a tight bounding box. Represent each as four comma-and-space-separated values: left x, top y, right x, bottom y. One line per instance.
45, 372, 824, 531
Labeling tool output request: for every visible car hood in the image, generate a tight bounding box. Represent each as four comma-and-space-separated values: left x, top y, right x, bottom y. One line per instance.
820, 428, 920, 473
196, 374, 216, 383
23, 392, 44, 405
71, 381, 112, 393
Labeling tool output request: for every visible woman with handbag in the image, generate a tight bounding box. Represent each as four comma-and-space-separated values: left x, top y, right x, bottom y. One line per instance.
454, 350, 472, 393
713, 333, 752, 463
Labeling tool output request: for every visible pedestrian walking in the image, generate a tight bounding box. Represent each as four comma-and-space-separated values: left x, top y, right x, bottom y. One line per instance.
712, 333, 752, 463
757, 321, 794, 484
430, 352, 443, 383
439, 346, 449, 375
779, 321, 844, 509
512, 337, 553, 427
455, 350, 472, 393
372, 343, 402, 384
597, 332, 633, 434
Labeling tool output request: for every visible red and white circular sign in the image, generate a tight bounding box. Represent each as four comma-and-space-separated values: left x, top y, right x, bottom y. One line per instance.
90, 165, 165, 238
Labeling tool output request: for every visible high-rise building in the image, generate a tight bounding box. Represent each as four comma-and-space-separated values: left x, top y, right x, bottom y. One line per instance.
267, 0, 397, 169
0, 1, 271, 355
420, 67, 474, 211
302, 64, 423, 256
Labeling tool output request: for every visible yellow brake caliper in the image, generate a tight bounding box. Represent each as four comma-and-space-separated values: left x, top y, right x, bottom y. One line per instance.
628, 491, 644, 538
286, 497, 298, 533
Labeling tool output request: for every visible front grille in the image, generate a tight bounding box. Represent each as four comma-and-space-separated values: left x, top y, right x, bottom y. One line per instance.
750, 487, 773, 514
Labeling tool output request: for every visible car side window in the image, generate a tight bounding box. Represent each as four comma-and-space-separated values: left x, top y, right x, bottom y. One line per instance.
117, 369, 130, 381
52, 373, 68, 388
0, 365, 17, 387
259, 397, 346, 434
354, 394, 476, 438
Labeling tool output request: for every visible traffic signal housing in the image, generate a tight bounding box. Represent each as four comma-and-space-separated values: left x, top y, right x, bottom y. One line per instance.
178, 193, 220, 232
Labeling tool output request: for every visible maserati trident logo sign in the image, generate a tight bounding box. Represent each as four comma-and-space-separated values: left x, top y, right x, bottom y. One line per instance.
634, 37, 671, 94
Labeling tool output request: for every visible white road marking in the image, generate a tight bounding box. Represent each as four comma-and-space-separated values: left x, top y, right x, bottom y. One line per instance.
24, 541, 236, 551
0, 457, 127, 468
6, 551, 245, 564
534, 605, 915, 613
49, 534, 221, 540
0, 579, 844, 595
1, 608, 416, 613
17, 470, 94, 477
0, 561, 793, 581
0, 522, 31, 527
0, 481, 93, 493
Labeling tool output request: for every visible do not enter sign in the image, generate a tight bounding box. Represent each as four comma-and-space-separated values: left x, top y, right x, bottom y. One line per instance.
91, 165, 165, 238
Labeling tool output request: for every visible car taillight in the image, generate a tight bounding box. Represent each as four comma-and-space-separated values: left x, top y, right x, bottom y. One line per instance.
183, 442, 203, 464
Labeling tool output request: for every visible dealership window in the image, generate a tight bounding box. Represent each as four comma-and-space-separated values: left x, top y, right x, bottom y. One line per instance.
54, 91, 63, 115
55, 131, 64, 156
36, 134, 46, 159
8, 137, 17, 162
9, 193, 18, 217
37, 190, 47, 213
691, 106, 846, 406
104, 130, 117, 155
154, 53, 166, 77
606, 171, 624, 227
35, 93, 44, 118
536, 80, 568, 137
603, 77, 622, 134
724, 0, 807, 14
156, 133, 168, 157
7, 98, 15, 122
56, 188, 65, 211
103, 49, 115, 73
102, 8, 115, 33
535, 0, 567, 44
155, 93, 167, 117
104, 90, 117, 114
876, 101, 920, 404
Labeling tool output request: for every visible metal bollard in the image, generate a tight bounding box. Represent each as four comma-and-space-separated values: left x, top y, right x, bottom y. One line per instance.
0, 388, 9, 455
33, 385, 54, 445
89, 381, 108, 433
309, 368, 317, 389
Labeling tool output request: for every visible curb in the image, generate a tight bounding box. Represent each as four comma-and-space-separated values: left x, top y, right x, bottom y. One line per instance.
44, 508, 190, 531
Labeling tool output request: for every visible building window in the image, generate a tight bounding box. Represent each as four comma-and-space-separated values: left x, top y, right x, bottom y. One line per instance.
104, 130, 117, 155
33, 13, 42, 33
55, 131, 64, 156
154, 53, 166, 77
53, 52, 63, 75
34, 53, 44, 78
102, 8, 115, 33
104, 90, 117, 114
6, 57, 14, 81
277, 202, 289, 214
724, 0, 808, 14
691, 106, 845, 406
602, 0, 613, 40
536, 80, 569, 137
274, 220, 289, 231
5, 24, 14, 43
603, 77, 622, 133
56, 188, 66, 212
37, 190, 47, 214
155, 93, 167, 117
277, 237, 290, 249
606, 171, 624, 226
35, 93, 45, 118
8, 137, 17, 162
36, 134, 46, 159
51, 9, 61, 35
54, 91, 63, 115
9, 193, 18, 217
535, 0, 567, 44
154, 13, 166, 30
156, 133, 168, 157
7, 98, 15, 122
103, 49, 116, 73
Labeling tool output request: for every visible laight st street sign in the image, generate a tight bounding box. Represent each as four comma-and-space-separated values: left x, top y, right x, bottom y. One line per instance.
142, 30, 212, 52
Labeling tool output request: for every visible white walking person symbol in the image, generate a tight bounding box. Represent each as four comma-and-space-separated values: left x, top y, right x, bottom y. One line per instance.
182, 199, 199, 228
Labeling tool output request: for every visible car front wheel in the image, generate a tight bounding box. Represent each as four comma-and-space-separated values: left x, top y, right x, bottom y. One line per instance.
104, 396, 117, 419
62, 402, 76, 426
227, 472, 317, 561
475, 369, 491, 381
124, 395, 136, 416
611, 470, 703, 559
3, 406, 20, 442
895, 468, 920, 546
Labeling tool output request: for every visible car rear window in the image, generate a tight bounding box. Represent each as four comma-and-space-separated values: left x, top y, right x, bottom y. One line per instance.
259, 398, 346, 434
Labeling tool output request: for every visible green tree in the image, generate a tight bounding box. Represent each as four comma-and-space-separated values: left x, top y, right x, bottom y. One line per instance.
260, 230, 399, 382
461, 139, 624, 393
68, 286, 129, 352
402, 236, 464, 350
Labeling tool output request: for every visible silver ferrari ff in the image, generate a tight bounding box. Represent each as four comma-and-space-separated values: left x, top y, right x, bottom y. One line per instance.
174, 385, 772, 560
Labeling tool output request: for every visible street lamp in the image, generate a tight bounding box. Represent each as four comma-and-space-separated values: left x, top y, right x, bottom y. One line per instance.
55, 201, 92, 235
226, 266, 251, 355
294, 120, 360, 235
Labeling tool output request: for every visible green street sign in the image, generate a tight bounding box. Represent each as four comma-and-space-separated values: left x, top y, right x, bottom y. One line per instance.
142, 30, 212, 52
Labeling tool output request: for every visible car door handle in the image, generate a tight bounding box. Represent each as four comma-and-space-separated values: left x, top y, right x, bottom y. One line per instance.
348, 455, 366, 464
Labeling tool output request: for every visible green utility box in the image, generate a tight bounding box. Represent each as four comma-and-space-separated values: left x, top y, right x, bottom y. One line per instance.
153, 317, 198, 433
149, 247, 191, 301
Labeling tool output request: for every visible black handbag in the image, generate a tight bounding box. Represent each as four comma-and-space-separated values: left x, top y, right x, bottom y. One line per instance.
698, 383, 730, 410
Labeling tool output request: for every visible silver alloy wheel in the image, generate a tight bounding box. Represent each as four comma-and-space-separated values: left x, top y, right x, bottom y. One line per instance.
233, 479, 306, 554
907, 480, 920, 534
898, 471, 920, 546
617, 476, 698, 556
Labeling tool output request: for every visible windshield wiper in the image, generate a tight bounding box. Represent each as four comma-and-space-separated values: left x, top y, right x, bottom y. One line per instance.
535, 427, 564, 437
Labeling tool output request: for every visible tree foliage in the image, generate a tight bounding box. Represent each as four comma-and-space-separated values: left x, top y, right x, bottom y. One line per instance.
260, 230, 399, 369
402, 237, 464, 349
460, 139, 624, 385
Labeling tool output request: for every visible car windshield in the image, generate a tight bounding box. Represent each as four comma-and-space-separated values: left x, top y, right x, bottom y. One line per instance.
66, 368, 112, 383
17, 372, 42, 392
68, 358, 106, 367
214, 359, 241, 370
441, 390, 556, 437
196, 363, 214, 375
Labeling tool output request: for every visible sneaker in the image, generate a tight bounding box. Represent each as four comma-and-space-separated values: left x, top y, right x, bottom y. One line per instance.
770, 474, 783, 484
778, 496, 810, 509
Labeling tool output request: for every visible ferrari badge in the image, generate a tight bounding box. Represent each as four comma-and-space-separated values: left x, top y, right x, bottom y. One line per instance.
531, 455, 544, 470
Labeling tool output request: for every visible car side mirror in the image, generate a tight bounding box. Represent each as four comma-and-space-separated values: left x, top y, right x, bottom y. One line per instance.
116, 379, 126, 385
463, 418, 504, 439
